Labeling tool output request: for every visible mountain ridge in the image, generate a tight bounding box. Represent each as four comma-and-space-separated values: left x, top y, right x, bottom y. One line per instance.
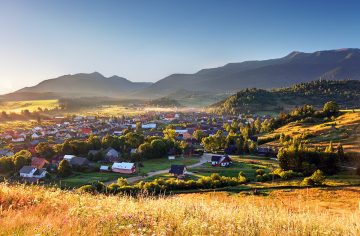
3, 48, 360, 101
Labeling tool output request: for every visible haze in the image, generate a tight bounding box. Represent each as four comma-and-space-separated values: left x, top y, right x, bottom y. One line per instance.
1, 0, 360, 94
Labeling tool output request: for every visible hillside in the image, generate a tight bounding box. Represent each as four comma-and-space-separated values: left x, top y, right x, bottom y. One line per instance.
1, 183, 359, 235
259, 111, 360, 156
3, 72, 152, 100
140, 48, 360, 97
211, 80, 360, 114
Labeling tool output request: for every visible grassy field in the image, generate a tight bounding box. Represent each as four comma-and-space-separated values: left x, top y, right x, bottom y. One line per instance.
57, 171, 133, 188
0, 99, 59, 113
0, 183, 359, 235
57, 157, 200, 188
260, 111, 360, 155
139, 157, 200, 175
188, 155, 277, 181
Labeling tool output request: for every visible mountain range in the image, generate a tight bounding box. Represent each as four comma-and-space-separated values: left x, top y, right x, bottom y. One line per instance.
2, 48, 360, 101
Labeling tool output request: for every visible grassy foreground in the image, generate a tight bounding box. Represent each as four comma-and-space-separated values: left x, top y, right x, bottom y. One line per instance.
0, 183, 359, 235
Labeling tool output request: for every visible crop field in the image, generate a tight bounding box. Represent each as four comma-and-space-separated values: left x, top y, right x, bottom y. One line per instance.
0, 99, 59, 113
0, 183, 359, 235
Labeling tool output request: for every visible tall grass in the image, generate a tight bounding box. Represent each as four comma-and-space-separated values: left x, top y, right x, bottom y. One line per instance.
0, 183, 359, 235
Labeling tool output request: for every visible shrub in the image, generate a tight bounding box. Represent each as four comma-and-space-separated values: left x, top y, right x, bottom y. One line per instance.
256, 169, 265, 176
300, 170, 326, 186
58, 160, 72, 177
78, 185, 96, 193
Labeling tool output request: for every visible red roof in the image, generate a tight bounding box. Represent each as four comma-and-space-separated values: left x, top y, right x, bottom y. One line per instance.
31, 157, 49, 169
81, 128, 92, 134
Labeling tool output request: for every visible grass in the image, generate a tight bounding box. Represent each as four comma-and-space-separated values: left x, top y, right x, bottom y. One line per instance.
188, 155, 276, 181
139, 157, 200, 175
260, 111, 360, 155
57, 157, 200, 187
57, 172, 130, 188
0, 183, 359, 235
0, 99, 59, 113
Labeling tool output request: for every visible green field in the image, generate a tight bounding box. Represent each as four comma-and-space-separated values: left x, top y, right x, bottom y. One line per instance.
0, 99, 59, 113
57, 171, 132, 188
139, 157, 200, 175
188, 155, 277, 181
57, 157, 200, 188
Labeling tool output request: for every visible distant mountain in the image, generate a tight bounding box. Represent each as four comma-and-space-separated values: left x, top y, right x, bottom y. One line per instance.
140, 48, 360, 97
4, 48, 360, 102
5, 72, 152, 100
210, 80, 360, 115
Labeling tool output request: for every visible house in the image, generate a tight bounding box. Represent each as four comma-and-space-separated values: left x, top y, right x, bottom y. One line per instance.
111, 162, 136, 174
105, 148, 120, 162
141, 123, 157, 129
31, 133, 41, 139
69, 157, 90, 168
19, 166, 37, 178
19, 166, 47, 179
31, 157, 49, 169
211, 155, 232, 167
169, 165, 187, 178
0, 149, 14, 157
100, 165, 110, 172
63, 155, 76, 161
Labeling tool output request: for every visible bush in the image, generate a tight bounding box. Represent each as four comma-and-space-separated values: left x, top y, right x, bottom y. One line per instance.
78, 185, 96, 193
58, 160, 72, 177
300, 170, 326, 186
256, 169, 265, 176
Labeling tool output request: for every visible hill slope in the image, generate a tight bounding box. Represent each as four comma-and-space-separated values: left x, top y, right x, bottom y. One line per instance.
211, 80, 360, 114
141, 48, 360, 97
6, 72, 152, 99
1, 183, 359, 235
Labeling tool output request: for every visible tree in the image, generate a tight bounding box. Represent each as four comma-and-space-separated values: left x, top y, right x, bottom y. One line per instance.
193, 130, 207, 142
323, 101, 339, 115
163, 128, 176, 141
151, 139, 167, 158
138, 142, 154, 159
35, 142, 55, 161
125, 132, 144, 148
13, 150, 32, 170
325, 141, 335, 153
86, 135, 102, 150
58, 159, 72, 177
337, 143, 345, 161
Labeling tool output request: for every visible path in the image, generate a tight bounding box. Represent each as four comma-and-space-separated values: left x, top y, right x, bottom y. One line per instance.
105, 155, 211, 185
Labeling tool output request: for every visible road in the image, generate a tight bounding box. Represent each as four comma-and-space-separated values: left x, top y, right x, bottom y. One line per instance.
105, 154, 211, 185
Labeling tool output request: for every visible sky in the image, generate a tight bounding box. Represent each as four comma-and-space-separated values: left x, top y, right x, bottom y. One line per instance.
1, 0, 360, 94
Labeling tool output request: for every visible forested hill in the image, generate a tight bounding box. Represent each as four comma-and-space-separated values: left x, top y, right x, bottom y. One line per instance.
211, 80, 360, 115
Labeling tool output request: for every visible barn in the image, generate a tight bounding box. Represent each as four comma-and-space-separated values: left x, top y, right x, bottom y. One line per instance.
111, 162, 136, 174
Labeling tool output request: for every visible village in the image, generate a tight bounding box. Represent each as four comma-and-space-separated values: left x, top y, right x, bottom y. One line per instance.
0, 111, 275, 187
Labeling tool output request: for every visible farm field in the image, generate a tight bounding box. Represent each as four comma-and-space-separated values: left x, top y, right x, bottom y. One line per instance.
0, 99, 59, 113
0, 183, 359, 235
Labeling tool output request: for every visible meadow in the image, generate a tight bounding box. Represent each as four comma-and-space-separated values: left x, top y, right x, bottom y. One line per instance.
260, 111, 360, 155
0, 99, 59, 113
0, 183, 359, 235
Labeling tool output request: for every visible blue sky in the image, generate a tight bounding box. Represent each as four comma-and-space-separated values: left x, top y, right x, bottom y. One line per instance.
0, 0, 360, 94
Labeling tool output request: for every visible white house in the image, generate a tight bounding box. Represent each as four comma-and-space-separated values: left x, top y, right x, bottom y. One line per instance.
31, 133, 41, 139
19, 166, 37, 178
63, 155, 76, 161
19, 166, 47, 179
141, 123, 157, 129
111, 162, 136, 174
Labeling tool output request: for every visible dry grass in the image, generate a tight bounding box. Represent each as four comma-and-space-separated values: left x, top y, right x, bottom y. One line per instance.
262, 112, 360, 155
0, 183, 359, 235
